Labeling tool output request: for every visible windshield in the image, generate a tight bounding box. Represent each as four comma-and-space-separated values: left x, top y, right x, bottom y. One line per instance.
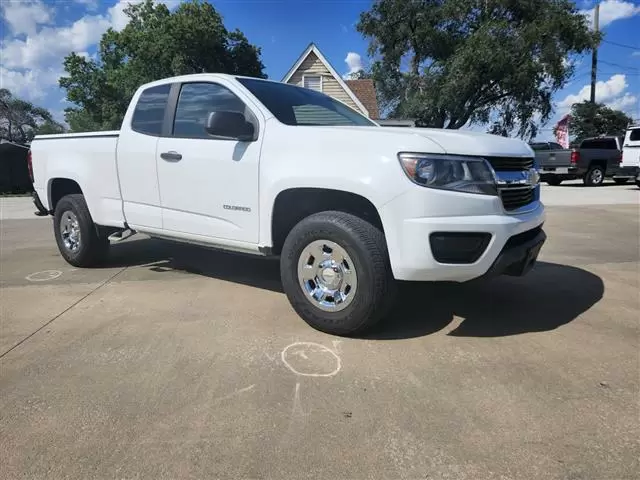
237, 77, 377, 127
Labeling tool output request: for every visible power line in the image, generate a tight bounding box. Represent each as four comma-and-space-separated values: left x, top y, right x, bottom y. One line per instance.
599, 60, 639, 71
602, 39, 640, 50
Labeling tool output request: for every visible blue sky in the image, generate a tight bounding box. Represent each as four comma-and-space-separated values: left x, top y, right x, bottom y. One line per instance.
1, 0, 639, 140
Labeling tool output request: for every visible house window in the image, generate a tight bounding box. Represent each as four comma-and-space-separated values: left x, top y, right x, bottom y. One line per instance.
302, 75, 322, 92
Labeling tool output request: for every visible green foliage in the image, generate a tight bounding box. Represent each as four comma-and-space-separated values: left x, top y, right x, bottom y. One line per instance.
558, 101, 632, 144
60, 0, 266, 131
0, 89, 64, 143
358, 0, 598, 139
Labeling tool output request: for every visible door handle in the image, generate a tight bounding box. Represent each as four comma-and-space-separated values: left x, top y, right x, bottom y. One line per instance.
160, 151, 182, 161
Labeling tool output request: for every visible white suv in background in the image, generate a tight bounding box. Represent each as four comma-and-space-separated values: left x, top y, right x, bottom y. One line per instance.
619, 125, 640, 187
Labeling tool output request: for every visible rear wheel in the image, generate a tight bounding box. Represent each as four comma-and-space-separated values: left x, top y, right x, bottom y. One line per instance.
280, 211, 396, 336
584, 165, 605, 186
546, 177, 563, 186
53, 194, 109, 267
613, 178, 628, 185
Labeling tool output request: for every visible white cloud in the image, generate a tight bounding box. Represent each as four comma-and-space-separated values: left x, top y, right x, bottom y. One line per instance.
0, 1, 140, 70
632, 51, 640, 57
581, 0, 640, 28
606, 92, 638, 112
0, 66, 63, 101
559, 74, 629, 107
343, 52, 364, 79
73, 0, 100, 10
0, 0, 53, 37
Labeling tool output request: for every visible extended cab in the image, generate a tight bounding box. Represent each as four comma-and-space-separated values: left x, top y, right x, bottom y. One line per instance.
30, 74, 546, 335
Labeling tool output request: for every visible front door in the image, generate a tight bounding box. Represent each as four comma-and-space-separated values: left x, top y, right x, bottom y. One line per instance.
156, 82, 261, 243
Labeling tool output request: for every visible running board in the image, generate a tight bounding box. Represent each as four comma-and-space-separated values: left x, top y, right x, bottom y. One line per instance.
108, 229, 135, 243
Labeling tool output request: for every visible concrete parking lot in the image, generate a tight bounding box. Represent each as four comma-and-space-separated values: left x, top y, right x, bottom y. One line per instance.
1, 184, 639, 479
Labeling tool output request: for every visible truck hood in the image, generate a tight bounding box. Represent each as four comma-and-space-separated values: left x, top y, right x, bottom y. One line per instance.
374, 127, 534, 158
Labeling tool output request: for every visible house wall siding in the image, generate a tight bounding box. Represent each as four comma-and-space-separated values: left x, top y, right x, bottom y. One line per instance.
287, 52, 364, 114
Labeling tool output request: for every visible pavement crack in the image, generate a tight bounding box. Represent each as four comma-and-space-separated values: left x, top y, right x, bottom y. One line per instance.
0, 267, 127, 359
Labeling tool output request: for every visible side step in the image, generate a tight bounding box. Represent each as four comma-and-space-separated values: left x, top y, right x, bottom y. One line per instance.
108, 228, 135, 243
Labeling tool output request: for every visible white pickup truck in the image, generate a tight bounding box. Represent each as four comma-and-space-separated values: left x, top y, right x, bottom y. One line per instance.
30, 74, 545, 335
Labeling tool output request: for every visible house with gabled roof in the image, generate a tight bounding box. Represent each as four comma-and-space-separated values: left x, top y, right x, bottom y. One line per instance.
281, 43, 380, 120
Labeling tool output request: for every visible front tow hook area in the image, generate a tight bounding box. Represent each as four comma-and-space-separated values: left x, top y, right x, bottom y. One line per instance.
482, 227, 547, 279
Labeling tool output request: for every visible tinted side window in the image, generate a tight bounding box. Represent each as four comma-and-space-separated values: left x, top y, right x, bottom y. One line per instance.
131, 84, 171, 136
173, 83, 246, 138
581, 139, 609, 149
630, 129, 640, 142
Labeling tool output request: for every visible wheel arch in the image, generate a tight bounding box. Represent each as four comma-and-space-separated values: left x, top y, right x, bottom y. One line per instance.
269, 187, 384, 255
48, 177, 83, 212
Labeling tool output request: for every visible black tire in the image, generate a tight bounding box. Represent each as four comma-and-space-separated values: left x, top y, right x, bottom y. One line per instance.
613, 178, 628, 185
280, 211, 396, 336
53, 194, 109, 267
546, 177, 563, 186
583, 165, 605, 186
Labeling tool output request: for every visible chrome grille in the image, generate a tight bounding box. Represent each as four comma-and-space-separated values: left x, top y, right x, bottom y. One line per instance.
500, 186, 535, 211
486, 156, 534, 171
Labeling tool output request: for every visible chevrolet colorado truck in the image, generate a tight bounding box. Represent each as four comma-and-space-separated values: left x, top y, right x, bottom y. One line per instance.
30, 74, 546, 335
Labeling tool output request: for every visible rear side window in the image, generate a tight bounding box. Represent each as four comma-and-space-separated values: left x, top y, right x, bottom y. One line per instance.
581, 138, 617, 149
529, 143, 547, 151
173, 82, 246, 138
131, 84, 171, 136
629, 129, 640, 142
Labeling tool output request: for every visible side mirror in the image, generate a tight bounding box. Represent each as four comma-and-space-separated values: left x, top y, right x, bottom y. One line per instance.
205, 111, 255, 141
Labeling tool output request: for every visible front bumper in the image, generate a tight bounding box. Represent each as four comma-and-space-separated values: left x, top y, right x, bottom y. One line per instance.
380, 188, 546, 282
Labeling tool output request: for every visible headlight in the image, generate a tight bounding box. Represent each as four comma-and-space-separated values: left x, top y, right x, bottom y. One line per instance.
398, 153, 498, 195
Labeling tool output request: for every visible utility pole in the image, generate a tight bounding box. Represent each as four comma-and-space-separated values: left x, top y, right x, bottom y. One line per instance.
590, 3, 600, 103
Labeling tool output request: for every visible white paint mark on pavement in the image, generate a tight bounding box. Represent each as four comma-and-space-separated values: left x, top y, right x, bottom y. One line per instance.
281, 342, 341, 377
213, 384, 255, 404
292, 382, 305, 417
25, 270, 62, 282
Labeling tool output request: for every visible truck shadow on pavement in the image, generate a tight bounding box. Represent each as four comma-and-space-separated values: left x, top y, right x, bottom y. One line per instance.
367, 262, 605, 339
108, 238, 604, 339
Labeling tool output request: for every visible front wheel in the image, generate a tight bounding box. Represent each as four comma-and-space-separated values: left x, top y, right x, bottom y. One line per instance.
584, 165, 605, 186
53, 194, 109, 267
280, 211, 396, 336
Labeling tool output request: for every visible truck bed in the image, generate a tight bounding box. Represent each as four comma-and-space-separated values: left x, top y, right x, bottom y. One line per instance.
30, 131, 125, 227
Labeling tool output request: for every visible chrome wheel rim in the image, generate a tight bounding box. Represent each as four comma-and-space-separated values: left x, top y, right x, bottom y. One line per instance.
60, 211, 81, 252
297, 239, 358, 312
591, 169, 603, 184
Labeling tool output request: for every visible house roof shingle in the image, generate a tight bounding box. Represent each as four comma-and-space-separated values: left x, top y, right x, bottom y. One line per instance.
345, 79, 380, 120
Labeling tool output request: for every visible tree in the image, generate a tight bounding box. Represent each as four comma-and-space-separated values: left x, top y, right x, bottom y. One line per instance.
0, 89, 64, 144
60, 0, 266, 131
357, 0, 597, 138
556, 101, 632, 144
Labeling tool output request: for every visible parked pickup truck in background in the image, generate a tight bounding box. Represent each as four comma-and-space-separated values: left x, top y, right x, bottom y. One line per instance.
531, 136, 626, 186
529, 141, 576, 186
29, 74, 545, 336
618, 125, 640, 188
